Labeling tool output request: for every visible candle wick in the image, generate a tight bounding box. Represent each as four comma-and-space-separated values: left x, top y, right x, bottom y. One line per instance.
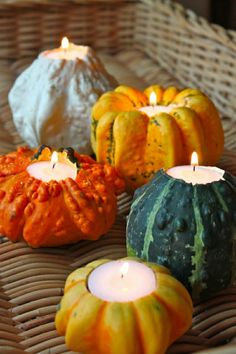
121, 273, 124, 279
52, 163, 56, 169
193, 165, 196, 172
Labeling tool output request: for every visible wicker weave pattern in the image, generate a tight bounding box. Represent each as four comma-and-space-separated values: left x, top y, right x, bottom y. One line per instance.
0, 1, 236, 353
0, 156, 236, 354
0, 0, 236, 121
134, 0, 236, 120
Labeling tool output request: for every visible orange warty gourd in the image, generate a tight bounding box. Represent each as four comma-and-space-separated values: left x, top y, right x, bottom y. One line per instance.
91, 85, 224, 191
0, 146, 124, 247
55, 258, 193, 354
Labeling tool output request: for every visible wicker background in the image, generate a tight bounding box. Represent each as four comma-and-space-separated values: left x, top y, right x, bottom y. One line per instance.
0, 0, 236, 152
0, 0, 236, 353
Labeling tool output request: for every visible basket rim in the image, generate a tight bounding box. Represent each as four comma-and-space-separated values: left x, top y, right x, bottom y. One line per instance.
0, 0, 236, 52
0, 0, 135, 6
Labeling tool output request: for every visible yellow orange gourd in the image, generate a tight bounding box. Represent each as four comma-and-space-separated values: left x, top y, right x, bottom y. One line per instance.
91, 85, 224, 191
0, 146, 124, 247
55, 258, 193, 354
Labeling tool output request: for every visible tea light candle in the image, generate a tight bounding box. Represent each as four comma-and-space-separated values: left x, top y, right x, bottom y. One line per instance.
88, 260, 156, 302
167, 152, 224, 185
139, 91, 175, 116
55, 258, 193, 354
27, 151, 77, 182
42, 36, 89, 61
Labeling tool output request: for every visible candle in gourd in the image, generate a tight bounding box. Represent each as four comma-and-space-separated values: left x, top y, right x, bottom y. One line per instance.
127, 152, 236, 300
27, 151, 77, 183
167, 151, 224, 185
55, 258, 193, 354
91, 84, 224, 191
139, 91, 175, 116
0, 145, 124, 248
9, 37, 117, 154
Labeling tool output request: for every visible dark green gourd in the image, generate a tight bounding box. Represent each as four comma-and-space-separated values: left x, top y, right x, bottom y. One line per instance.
126, 169, 236, 300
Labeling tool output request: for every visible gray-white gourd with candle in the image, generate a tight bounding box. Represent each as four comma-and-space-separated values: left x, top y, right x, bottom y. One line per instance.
9, 38, 117, 154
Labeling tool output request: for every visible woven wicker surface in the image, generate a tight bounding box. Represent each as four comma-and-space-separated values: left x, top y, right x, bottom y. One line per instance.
0, 53, 236, 354
1, 0, 236, 119
0, 151, 236, 354
0, 51, 235, 154
0, 0, 236, 353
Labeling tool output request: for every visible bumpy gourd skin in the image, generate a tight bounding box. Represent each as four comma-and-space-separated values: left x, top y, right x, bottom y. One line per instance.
9, 47, 117, 155
0, 147, 124, 247
91, 85, 224, 191
127, 170, 236, 300
55, 258, 193, 354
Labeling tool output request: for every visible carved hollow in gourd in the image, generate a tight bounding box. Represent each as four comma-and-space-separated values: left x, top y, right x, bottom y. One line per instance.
126, 169, 236, 300
0, 146, 124, 248
8, 47, 117, 154
55, 257, 193, 354
91, 85, 224, 191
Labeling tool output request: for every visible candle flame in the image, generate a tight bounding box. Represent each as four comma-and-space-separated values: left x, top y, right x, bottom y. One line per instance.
191, 151, 198, 166
61, 37, 69, 49
149, 91, 157, 106
51, 151, 58, 169
120, 262, 129, 278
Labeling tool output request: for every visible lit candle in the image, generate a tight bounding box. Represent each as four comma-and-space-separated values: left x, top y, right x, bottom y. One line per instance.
42, 36, 89, 61
139, 91, 176, 116
26, 151, 77, 183
167, 151, 224, 185
55, 258, 193, 354
87, 260, 156, 302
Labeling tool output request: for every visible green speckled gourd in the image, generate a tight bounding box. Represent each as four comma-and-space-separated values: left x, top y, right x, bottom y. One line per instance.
126, 169, 236, 300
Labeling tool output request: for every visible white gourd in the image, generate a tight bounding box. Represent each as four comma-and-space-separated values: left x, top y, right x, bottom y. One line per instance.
9, 46, 117, 154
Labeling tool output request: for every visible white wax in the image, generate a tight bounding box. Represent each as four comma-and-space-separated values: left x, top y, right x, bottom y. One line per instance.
27, 161, 77, 182
42, 43, 89, 61
88, 260, 156, 302
139, 104, 175, 117
167, 165, 224, 185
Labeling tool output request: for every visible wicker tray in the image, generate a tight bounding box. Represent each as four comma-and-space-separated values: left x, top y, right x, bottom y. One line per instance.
0, 152, 236, 354
1, 1, 236, 353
